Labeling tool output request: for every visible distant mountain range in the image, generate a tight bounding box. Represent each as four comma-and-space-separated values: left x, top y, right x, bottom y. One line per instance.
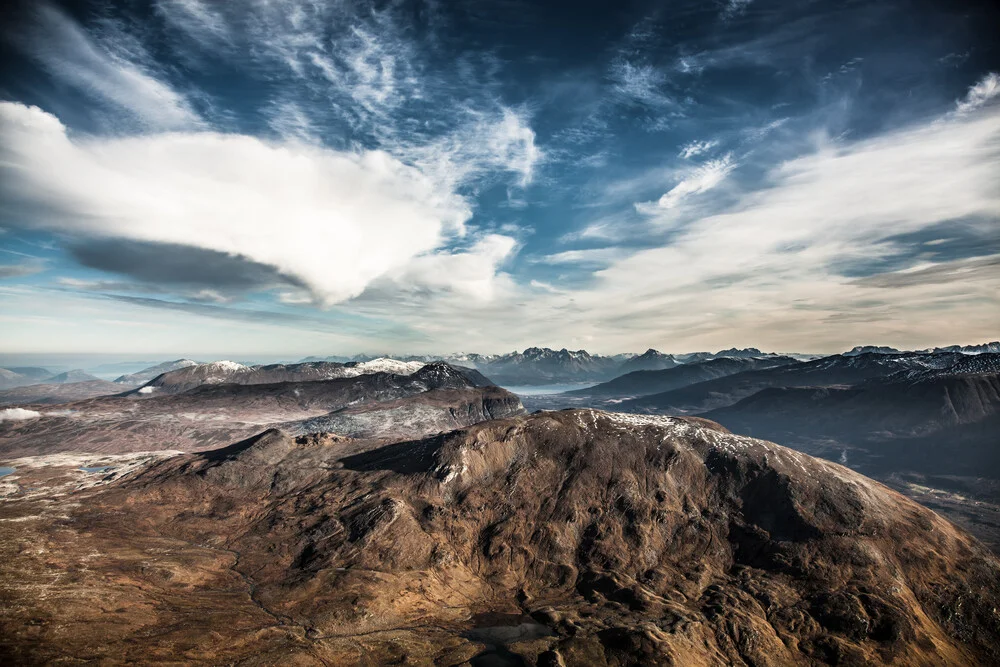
301, 346, 816, 385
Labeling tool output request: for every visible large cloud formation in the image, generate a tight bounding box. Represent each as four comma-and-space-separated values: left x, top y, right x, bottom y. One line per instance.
0, 102, 519, 305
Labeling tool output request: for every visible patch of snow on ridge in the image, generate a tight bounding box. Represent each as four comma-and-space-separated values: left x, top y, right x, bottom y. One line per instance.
344, 358, 425, 377
0, 408, 42, 422
204, 360, 249, 373
137, 386, 156, 394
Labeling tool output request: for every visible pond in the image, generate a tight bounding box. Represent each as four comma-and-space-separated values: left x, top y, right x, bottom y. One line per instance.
79, 466, 113, 473
0, 467, 15, 479
462, 613, 553, 667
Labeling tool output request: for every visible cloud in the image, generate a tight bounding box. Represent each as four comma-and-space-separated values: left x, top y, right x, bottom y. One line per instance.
364, 107, 1000, 353
639, 153, 737, 212
0, 408, 42, 422
608, 60, 673, 108
679, 139, 720, 159
67, 238, 302, 291
264, 100, 319, 143
405, 107, 543, 190
381, 234, 518, 301
17, 4, 201, 130
851, 255, 1000, 289
0, 262, 44, 279
539, 248, 630, 266
956, 72, 1000, 115
722, 0, 754, 19
0, 102, 473, 305
156, 0, 231, 44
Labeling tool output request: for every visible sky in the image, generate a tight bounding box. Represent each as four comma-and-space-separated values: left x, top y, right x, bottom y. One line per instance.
0, 0, 998, 357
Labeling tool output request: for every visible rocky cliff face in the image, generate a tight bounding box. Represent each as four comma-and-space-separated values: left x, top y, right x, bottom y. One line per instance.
4, 409, 996, 665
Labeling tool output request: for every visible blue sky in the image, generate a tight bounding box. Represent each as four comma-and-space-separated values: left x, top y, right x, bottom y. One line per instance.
0, 0, 998, 357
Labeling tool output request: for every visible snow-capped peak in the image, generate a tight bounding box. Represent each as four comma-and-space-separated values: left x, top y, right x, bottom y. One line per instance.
203, 360, 250, 373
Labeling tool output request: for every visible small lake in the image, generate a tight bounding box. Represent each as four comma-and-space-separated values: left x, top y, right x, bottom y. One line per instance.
501, 383, 596, 396
463, 613, 553, 667
80, 466, 113, 473
0, 466, 15, 478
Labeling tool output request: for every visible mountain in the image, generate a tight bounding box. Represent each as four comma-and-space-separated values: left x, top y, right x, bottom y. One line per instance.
930, 341, 1000, 355
113, 358, 198, 385
135, 357, 434, 395
470, 347, 621, 385
0, 367, 55, 389
0, 362, 519, 457
3, 409, 999, 665
2, 367, 53, 382
845, 342, 1000, 356
615, 348, 679, 373
621, 352, 965, 414
673, 347, 777, 363
568, 356, 798, 399
46, 369, 103, 384
703, 359, 1000, 480
844, 345, 903, 356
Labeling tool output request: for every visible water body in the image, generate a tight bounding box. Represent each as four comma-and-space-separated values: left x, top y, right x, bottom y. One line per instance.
463, 613, 553, 667
80, 466, 113, 473
0, 467, 15, 478
502, 383, 597, 396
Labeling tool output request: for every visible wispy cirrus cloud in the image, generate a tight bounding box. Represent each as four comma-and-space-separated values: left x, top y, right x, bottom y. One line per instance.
678, 139, 720, 159
638, 153, 737, 213
18, 3, 201, 130
956, 72, 1000, 115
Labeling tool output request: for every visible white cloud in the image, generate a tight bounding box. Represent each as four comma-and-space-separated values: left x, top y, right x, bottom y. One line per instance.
609, 60, 673, 108
956, 72, 1000, 115
639, 153, 737, 211
264, 100, 319, 143
385, 234, 518, 301
539, 248, 630, 266
0, 102, 476, 306
405, 107, 543, 189
21, 4, 200, 130
156, 0, 231, 43
678, 139, 719, 159
0, 408, 42, 422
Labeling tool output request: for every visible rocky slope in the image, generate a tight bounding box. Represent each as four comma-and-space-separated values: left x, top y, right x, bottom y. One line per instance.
1, 409, 998, 665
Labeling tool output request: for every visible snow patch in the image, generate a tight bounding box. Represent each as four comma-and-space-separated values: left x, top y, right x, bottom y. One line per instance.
345, 358, 425, 377
204, 360, 250, 373
137, 386, 156, 394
